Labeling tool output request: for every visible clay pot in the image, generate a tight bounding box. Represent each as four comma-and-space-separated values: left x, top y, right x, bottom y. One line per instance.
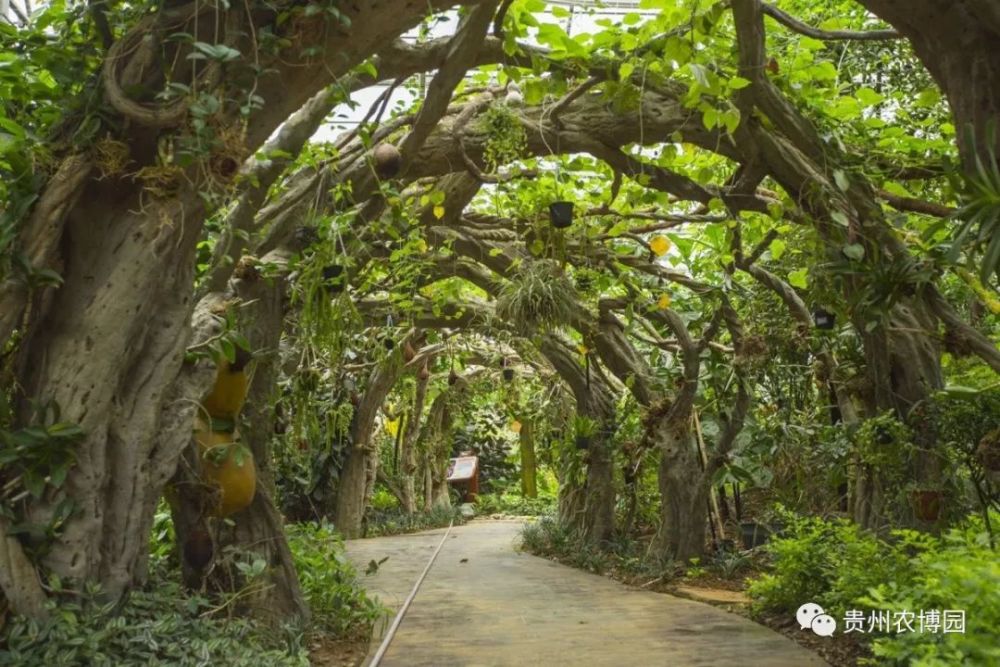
911, 490, 943, 522
373, 143, 402, 179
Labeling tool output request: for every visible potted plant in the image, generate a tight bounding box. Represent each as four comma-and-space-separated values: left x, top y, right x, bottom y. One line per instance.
322, 264, 345, 293
812, 307, 835, 330
739, 521, 772, 549
910, 488, 943, 522
549, 201, 574, 229
976, 428, 1000, 472
501, 357, 515, 382
573, 415, 597, 450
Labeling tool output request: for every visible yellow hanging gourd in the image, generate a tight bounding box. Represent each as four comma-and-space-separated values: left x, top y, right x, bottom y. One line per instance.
657, 293, 671, 310
201, 347, 252, 419
193, 418, 257, 517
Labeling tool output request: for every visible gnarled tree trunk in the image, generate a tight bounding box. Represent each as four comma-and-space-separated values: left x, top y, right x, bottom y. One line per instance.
171, 249, 307, 620
519, 418, 538, 498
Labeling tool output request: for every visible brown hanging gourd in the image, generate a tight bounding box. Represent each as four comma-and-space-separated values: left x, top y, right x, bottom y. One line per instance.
373, 143, 402, 179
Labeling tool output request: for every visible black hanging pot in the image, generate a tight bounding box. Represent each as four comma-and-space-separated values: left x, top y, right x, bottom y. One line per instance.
448, 369, 459, 386
549, 201, 574, 229
575, 435, 591, 450
503, 368, 515, 382
812, 307, 835, 330
383, 337, 395, 351
322, 264, 345, 293
740, 521, 771, 549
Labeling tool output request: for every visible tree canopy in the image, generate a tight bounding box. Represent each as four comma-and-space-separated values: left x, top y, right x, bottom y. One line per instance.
1, 0, 998, 662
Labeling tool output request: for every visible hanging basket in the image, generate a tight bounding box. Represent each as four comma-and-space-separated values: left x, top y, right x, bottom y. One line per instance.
502, 368, 515, 382
322, 264, 345, 293
549, 201, 574, 229
740, 522, 772, 550
976, 428, 1000, 471
383, 337, 395, 351
812, 307, 835, 330
575, 435, 591, 450
910, 489, 943, 522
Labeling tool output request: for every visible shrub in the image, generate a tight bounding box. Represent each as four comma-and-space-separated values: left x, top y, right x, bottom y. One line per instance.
521, 516, 610, 574
748, 511, 1000, 666
286, 521, 384, 637
748, 510, 924, 619
475, 491, 555, 516
0, 579, 310, 666
364, 505, 463, 538
860, 516, 1000, 666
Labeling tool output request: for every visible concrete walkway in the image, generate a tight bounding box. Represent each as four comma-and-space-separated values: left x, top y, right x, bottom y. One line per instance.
345, 520, 826, 667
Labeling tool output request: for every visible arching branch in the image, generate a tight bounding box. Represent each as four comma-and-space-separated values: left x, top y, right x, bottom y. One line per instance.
761, 2, 902, 41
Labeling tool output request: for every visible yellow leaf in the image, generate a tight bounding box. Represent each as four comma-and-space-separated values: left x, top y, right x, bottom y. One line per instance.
657, 293, 671, 310
649, 235, 671, 256
577, 344, 589, 355
386, 418, 400, 437
415, 239, 428, 253
511, 420, 522, 433
433, 205, 445, 219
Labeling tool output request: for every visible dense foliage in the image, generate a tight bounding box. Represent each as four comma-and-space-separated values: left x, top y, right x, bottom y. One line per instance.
749, 511, 1000, 666
2, 0, 999, 664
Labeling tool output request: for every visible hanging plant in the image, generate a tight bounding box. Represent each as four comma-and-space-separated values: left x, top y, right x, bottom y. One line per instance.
382, 313, 396, 350
812, 307, 835, 330
501, 357, 515, 382
496, 259, 577, 334
548, 200, 574, 229
975, 428, 1000, 471
481, 104, 528, 172
573, 415, 597, 450
910, 488, 943, 522
322, 264, 345, 294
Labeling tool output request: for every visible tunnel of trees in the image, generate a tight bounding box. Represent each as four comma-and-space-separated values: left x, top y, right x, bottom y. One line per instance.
1, 0, 998, 664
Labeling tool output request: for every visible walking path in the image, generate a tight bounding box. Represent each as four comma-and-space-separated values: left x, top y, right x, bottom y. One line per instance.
345, 520, 826, 666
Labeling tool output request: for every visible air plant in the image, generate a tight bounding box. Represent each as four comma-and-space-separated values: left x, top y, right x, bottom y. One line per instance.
496, 259, 577, 335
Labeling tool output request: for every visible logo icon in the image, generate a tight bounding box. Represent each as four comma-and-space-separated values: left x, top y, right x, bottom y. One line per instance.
796, 602, 837, 636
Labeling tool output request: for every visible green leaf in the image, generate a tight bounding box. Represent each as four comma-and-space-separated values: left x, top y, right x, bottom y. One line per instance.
833, 169, 850, 192
728, 76, 752, 90
769, 238, 787, 260
842, 243, 865, 261
788, 268, 809, 289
